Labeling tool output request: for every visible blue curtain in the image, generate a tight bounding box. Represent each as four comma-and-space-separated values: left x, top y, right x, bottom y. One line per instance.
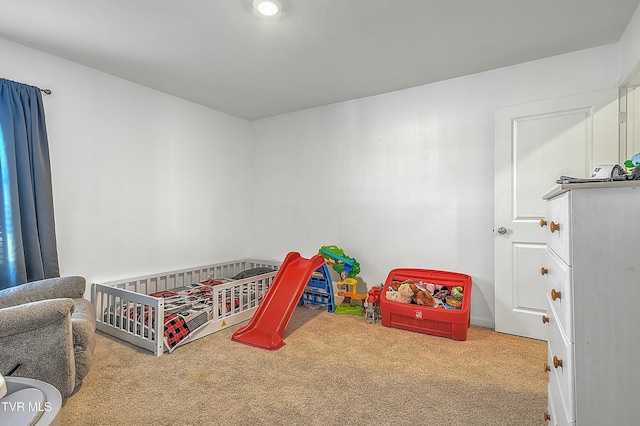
0, 78, 59, 290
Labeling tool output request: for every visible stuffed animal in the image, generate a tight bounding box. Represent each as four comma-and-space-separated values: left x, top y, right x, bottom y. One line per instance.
386, 282, 414, 304
388, 281, 399, 291
413, 287, 436, 308
395, 283, 415, 304
390, 279, 415, 291
411, 281, 436, 308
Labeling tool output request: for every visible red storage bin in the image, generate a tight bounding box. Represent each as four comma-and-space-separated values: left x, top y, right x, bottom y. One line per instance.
380, 268, 472, 341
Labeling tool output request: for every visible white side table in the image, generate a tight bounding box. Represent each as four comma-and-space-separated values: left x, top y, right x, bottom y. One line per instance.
0, 377, 61, 426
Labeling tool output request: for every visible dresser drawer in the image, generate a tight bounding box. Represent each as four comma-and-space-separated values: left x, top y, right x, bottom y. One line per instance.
543, 248, 573, 342
544, 191, 571, 265
548, 374, 574, 426
547, 301, 575, 423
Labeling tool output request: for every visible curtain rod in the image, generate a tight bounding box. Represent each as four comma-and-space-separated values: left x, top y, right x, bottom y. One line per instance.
0, 78, 51, 94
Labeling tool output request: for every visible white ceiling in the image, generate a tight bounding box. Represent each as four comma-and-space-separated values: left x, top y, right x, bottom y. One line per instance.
1, 0, 639, 120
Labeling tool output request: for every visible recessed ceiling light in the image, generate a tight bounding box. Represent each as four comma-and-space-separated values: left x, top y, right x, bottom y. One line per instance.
254, 0, 281, 17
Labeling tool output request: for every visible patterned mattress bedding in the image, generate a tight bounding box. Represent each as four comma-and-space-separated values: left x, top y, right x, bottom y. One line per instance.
104, 270, 271, 352
149, 281, 229, 351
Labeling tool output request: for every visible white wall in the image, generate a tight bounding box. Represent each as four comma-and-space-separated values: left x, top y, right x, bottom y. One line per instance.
619, 3, 640, 85
250, 44, 620, 328
4, 24, 639, 327
0, 38, 254, 292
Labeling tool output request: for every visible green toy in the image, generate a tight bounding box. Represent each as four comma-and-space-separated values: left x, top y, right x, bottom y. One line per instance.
334, 304, 364, 316
624, 152, 640, 172
318, 245, 360, 279
452, 286, 463, 300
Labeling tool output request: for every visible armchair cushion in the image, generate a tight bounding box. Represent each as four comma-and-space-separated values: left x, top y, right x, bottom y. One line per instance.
0, 276, 96, 402
0, 298, 76, 397
70, 297, 96, 387
0, 298, 75, 338
0, 276, 85, 309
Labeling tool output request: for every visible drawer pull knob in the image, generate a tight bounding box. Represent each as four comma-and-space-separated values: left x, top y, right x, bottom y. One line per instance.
551, 289, 561, 301
550, 221, 560, 233
540, 219, 547, 227
542, 315, 549, 324
553, 355, 563, 368
541, 267, 548, 275
544, 363, 551, 372
544, 411, 551, 421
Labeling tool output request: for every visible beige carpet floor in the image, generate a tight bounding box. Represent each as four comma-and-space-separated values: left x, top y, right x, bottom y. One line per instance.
61, 307, 548, 425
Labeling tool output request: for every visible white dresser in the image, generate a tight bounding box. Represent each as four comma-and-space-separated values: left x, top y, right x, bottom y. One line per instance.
541, 181, 640, 425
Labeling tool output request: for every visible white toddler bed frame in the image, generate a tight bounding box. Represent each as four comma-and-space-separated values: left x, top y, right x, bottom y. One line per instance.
92, 258, 281, 356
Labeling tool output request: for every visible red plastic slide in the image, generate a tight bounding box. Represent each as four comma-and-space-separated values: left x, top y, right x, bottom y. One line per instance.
231, 252, 325, 350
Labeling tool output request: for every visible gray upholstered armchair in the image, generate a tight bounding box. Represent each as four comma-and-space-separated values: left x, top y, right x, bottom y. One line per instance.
0, 276, 96, 402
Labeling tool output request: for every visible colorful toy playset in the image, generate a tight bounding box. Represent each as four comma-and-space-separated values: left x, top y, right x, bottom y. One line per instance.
318, 245, 366, 315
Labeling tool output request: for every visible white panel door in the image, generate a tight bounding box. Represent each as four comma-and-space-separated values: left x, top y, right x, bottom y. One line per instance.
494, 89, 618, 339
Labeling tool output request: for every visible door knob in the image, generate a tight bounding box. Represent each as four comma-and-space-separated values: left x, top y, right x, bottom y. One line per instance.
553, 355, 563, 368
497, 227, 507, 234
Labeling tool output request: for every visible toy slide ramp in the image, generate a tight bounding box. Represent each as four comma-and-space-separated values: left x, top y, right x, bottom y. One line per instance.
232, 252, 325, 350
